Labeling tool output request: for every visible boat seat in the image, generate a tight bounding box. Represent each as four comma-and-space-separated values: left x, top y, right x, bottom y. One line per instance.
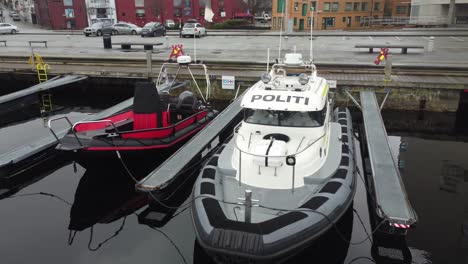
132, 81, 163, 130
177, 91, 199, 110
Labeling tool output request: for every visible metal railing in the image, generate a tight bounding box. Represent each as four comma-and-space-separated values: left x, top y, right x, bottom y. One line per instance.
155, 63, 211, 103
47, 116, 82, 146
72, 119, 120, 133
409, 16, 449, 26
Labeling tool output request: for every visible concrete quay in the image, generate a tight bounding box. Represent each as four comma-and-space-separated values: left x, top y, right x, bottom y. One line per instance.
0, 32, 467, 112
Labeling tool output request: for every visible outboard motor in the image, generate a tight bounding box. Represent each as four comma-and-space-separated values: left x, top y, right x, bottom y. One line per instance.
176, 91, 199, 111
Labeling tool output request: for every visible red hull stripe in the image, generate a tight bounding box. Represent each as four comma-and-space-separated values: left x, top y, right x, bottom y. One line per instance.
133, 113, 158, 130
85, 123, 207, 151
74, 111, 134, 132
121, 110, 209, 139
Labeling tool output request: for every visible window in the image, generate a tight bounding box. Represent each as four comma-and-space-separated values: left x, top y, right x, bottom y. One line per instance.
345, 2, 352, 11
310, 1, 316, 11
244, 110, 325, 127
96, 8, 107, 18
342, 17, 346, 23
401, 6, 407, 14
332, 2, 339, 12
174, 8, 182, 17
353, 3, 359, 11
278, 17, 283, 28
64, 8, 74, 18
374, 2, 380, 12
135, 0, 144, 7
218, 0, 225, 16
294, 2, 299, 11
355, 16, 361, 22
307, 17, 312, 27
396, 6, 401, 14
294, 17, 297, 26
183, 0, 192, 16
323, 17, 335, 27
323, 2, 330, 12
273, 17, 277, 28
361, 2, 368, 11
302, 4, 308, 16
63, 0, 73, 6
277, 0, 285, 13
136, 9, 145, 18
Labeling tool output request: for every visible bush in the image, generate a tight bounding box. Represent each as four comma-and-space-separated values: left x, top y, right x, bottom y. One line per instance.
211, 19, 252, 29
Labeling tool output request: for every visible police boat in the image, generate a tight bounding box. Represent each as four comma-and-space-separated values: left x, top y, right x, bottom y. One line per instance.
192, 53, 356, 262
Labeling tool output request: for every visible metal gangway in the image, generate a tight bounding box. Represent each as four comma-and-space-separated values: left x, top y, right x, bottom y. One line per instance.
359, 90, 418, 235
136, 94, 245, 192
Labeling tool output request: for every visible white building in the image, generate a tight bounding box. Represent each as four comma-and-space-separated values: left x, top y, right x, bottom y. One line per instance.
85, 0, 117, 26
410, 0, 468, 25
13, 0, 35, 23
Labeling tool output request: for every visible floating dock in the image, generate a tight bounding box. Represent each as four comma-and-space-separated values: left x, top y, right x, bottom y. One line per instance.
0, 80, 190, 181
0, 75, 87, 106
136, 94, 245, 192
0, 97, 134, 180
360, 90, 418, 234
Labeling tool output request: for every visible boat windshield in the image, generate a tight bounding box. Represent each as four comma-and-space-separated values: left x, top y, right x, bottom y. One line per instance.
244, 109, 325, 127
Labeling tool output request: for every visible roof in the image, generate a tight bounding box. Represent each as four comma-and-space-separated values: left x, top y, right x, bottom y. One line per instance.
241, 76, 329, 112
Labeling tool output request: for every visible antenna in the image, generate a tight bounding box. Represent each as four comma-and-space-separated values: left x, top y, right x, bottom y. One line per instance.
278, 0, 286, 62
194, 30, 197, 63
309, 10, 314, 63
267, 48, 270, 72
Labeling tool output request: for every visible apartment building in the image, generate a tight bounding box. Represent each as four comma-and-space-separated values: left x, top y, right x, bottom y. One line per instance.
34, 0, 88, 29
389, 0, 411, 17
114, 0, 249, 27
410, 0, 468, 25
272, 0, 385, 31
85, 0, 117, 26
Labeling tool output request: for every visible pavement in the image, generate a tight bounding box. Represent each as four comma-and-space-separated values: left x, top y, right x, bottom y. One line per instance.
0, 10, 468, 69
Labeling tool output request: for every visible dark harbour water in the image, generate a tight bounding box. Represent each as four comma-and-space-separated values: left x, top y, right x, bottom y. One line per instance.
0, 86, 467, 263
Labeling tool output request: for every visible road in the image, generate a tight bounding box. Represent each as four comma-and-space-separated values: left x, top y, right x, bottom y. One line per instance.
0, 8, 467, 68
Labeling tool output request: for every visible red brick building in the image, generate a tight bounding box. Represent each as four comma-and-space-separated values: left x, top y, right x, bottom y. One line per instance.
34, 0, 88, 30
115, 0, 249, 27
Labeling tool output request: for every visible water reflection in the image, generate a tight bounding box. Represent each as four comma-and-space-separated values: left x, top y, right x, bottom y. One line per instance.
68, 163, 148, 232
0, 126, 466, 263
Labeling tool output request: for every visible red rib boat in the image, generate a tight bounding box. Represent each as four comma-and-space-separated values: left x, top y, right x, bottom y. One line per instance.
55, 81, 217, 161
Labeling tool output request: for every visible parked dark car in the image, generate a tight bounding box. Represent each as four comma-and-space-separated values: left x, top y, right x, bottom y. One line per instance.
141, 22, 166, 37
11, 13, 21, 21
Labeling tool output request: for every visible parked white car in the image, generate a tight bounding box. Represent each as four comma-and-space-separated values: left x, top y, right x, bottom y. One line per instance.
181, 23, 207, 38
0, 23, 18, 34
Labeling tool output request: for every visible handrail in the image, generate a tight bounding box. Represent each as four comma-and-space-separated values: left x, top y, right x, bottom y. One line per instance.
72, 119, 119, 133
235, 131, 326, 159
48, 116, 83, 146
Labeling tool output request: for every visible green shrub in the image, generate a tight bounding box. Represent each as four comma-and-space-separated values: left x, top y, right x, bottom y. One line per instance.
211, 19, 251, 29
